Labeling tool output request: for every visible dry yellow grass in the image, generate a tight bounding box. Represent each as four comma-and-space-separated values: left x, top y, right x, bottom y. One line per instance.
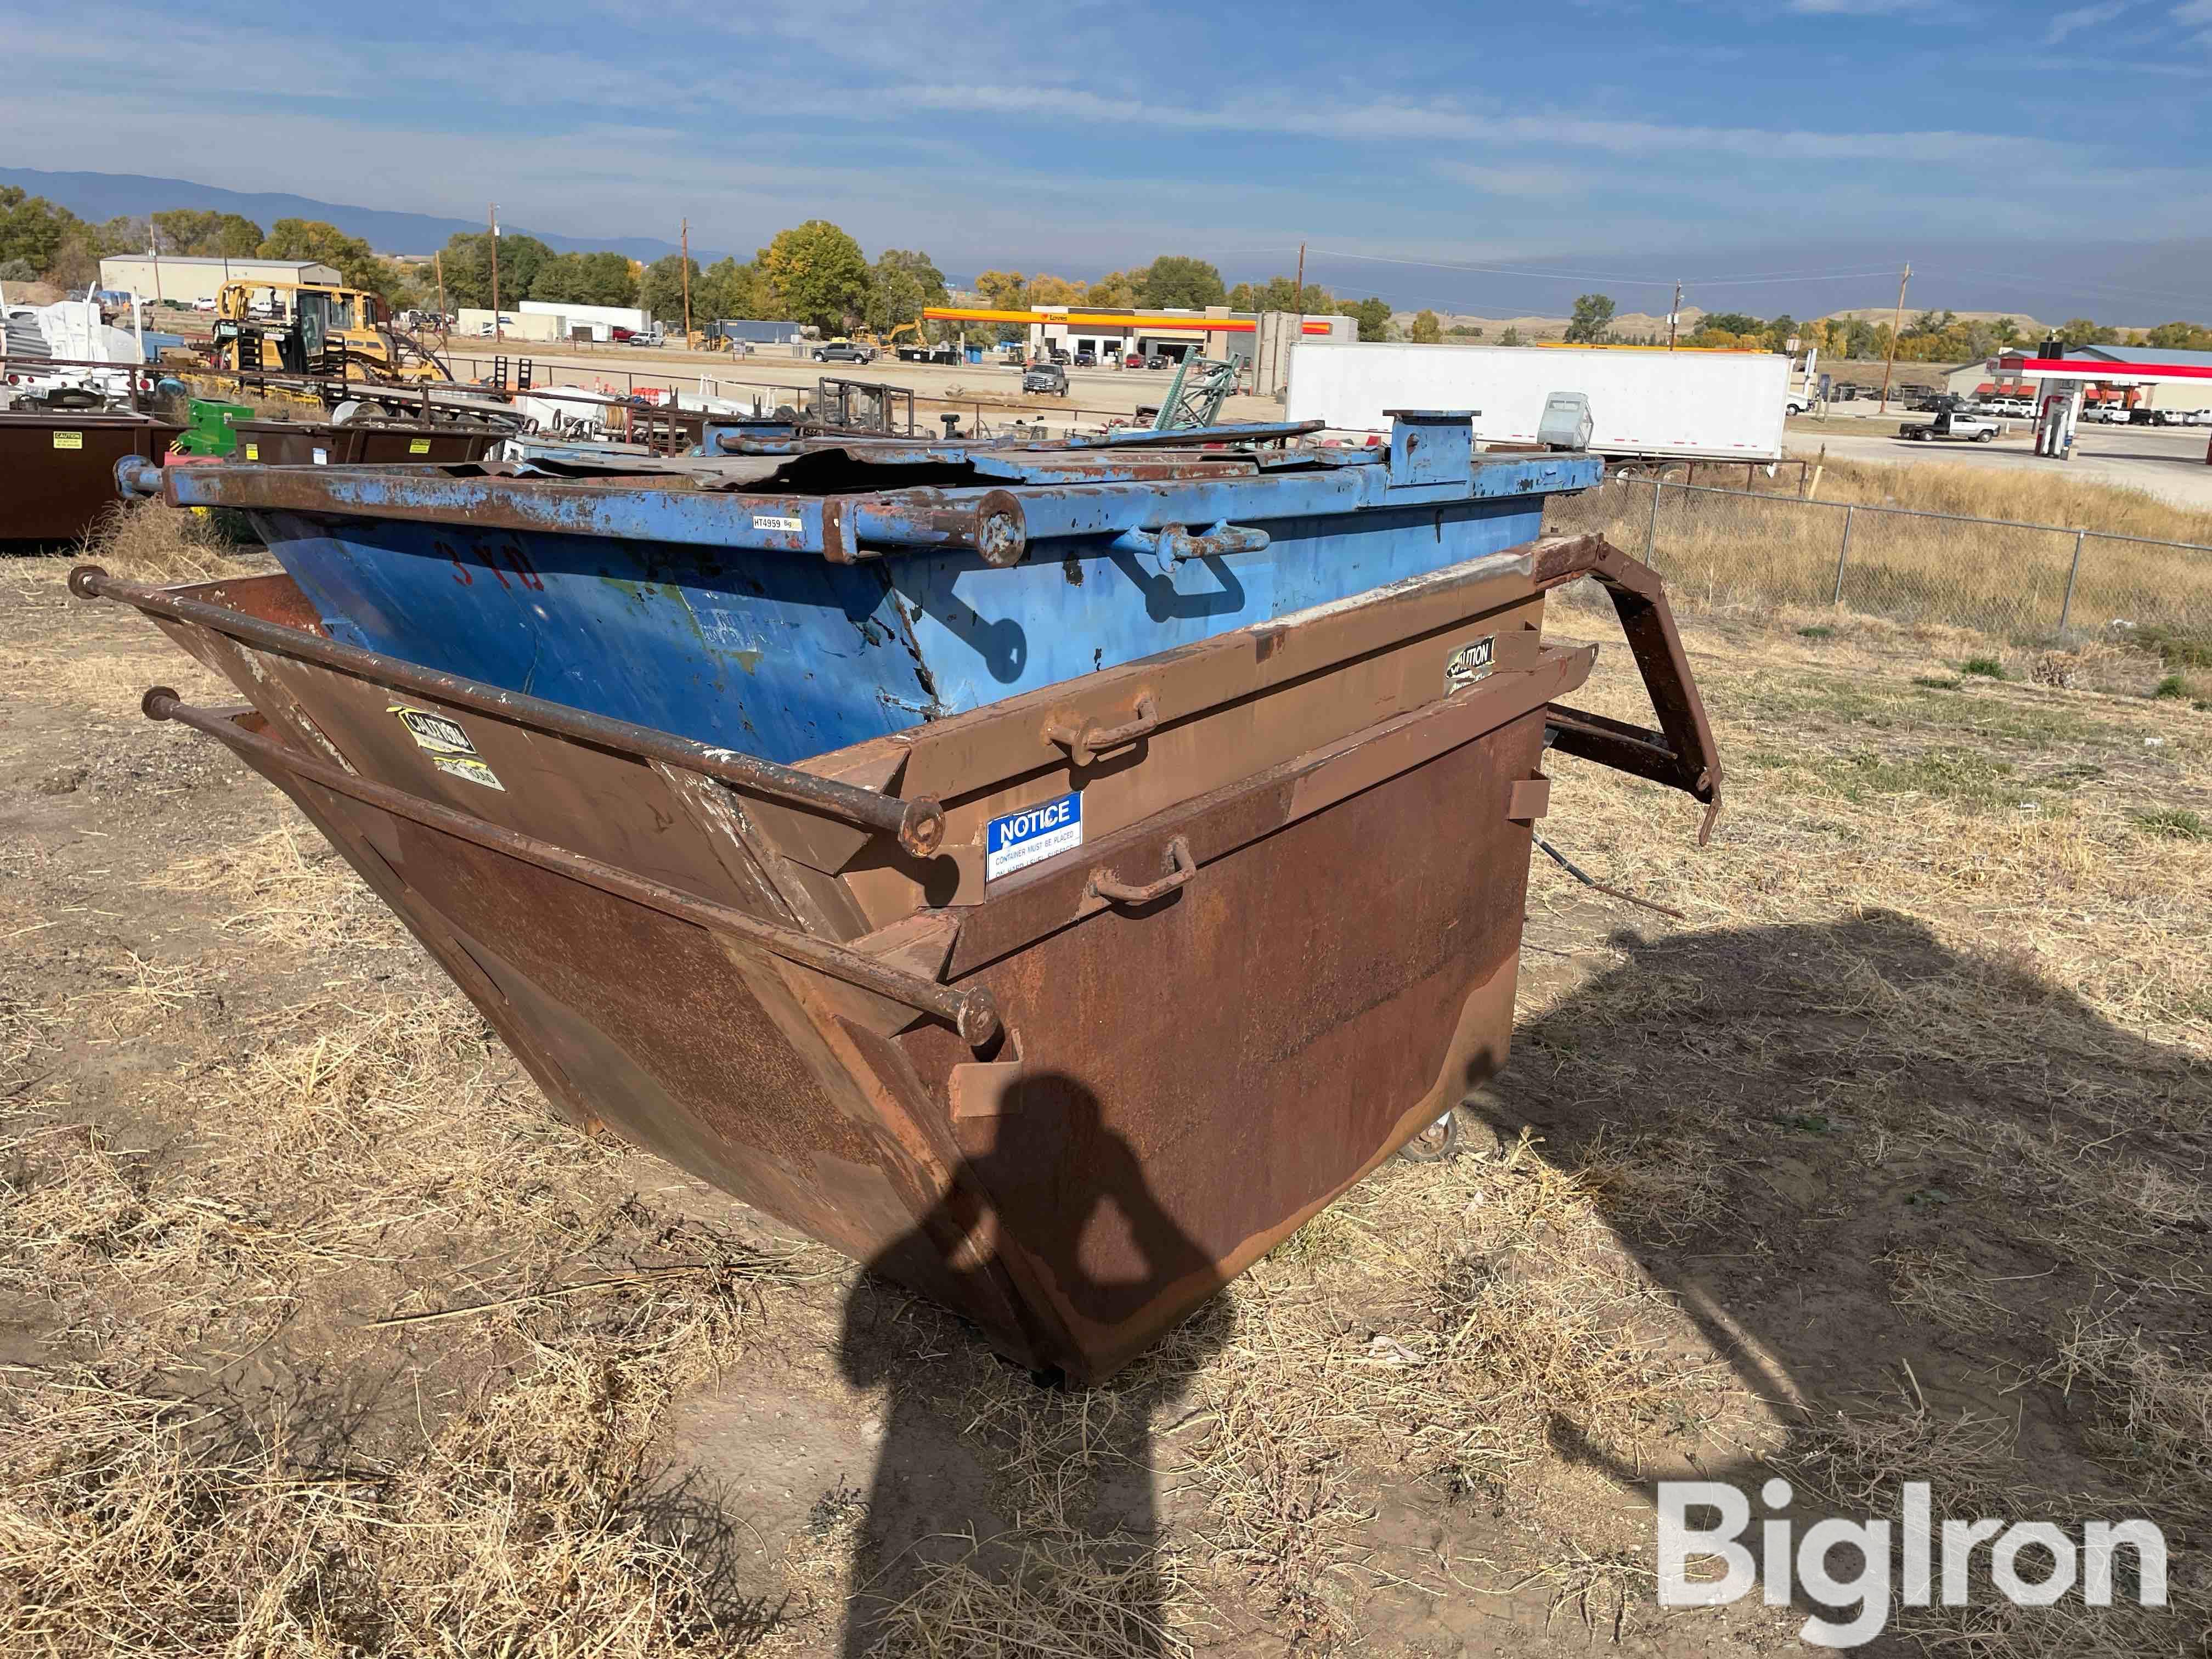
74, 499, 259, 585
1549, 459, 2212, 655
4, 501, 2209, 1655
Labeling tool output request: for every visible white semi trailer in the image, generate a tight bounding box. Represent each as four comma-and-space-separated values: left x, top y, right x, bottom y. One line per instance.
1286, 342, 1791, 464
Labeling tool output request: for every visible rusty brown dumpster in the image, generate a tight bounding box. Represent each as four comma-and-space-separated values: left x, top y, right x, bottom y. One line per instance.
229, 419, 510, 467
74, 532, 1718, 1381
1, 410, 182, 543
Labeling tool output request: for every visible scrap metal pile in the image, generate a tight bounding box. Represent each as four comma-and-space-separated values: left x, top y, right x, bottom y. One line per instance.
76, 407, 1721, 1381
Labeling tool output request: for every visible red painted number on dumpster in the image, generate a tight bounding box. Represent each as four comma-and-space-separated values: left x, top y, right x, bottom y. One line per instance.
496, 540, 546, 591
437, 538, 472, 586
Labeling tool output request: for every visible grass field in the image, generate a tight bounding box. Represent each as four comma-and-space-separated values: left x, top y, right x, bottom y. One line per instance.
1549, 459, 2212, 669
2, 507, 2208, 1655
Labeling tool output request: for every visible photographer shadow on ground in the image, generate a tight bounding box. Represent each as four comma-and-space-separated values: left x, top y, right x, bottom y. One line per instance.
835, 1074, 1231, 1657
1465, 906, 2207, 1647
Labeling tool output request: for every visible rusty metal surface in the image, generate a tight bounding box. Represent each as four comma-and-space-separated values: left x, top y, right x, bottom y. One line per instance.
70, 566, 948, 857
0, 412, 180, 543
87, 531, 1725, 1380
144, 691, 998, 1043
149, 678, 1556, 1380
1532, 534, 1724, 839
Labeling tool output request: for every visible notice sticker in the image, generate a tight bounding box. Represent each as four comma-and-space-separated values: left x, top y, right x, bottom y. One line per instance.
409, 438, 432, 454
243, 443, 259, 461
1444, 634, 1496, 693
986, 792, 1083, 881
311, 447, 329, 465
390, 703, 478, 755
52, 431, 82, 450
431, 754, 505, 791
751, 514, 803, 533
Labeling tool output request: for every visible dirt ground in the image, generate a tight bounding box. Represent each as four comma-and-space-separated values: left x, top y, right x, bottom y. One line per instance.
3, 517, 2208, 1656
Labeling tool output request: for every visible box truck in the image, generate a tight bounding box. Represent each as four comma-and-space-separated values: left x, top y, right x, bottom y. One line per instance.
1286, 342, 1791, 464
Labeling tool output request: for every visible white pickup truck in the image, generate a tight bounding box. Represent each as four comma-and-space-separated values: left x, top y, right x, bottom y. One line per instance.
1899, 409, 2000, 443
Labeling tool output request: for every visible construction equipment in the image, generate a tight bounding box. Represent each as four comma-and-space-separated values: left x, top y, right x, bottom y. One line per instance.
211, 281, 452, 386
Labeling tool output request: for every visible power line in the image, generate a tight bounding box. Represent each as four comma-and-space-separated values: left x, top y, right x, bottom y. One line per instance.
1287, 246, 1906, 287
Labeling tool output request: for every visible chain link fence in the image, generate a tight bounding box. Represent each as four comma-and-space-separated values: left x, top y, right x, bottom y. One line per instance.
1549, 476, 2212, 650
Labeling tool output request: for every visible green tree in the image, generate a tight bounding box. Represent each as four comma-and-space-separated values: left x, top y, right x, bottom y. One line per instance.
1499, 325, 1523, 346
1564, 292, 1616, 343
529, 250, 639, 308
865, 249, 947, 332
1227, 275, 1337, 313
0, 187, 87, 276
975, 269, 1029, 311
151, 208, 264, 256
1085, 269, 1143, 307
1763, 313, 1799, 351
1701, 311, 1764, 337
697, 257, 769, 321
1137, 255, 1228, 309
2056, 317, 2119, 347
1336, 296, 1393, 342
2145, 320, 2212, 350
1988, 316, 2023, 348
637, 255, 700, 326
260, 218, 395, 296
1445, 324, 1486, 339
1409, 308, 1443, 343
436, 231, 555, 311
759, 219, 871, 333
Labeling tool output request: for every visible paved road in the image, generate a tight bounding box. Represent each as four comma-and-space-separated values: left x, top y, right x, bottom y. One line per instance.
1786, 420, 2212, 511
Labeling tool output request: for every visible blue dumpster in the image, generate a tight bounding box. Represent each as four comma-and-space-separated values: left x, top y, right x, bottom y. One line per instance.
139, 413, 1601, 763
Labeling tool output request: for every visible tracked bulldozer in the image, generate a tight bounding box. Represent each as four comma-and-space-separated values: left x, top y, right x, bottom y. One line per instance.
211, 281, 452, 386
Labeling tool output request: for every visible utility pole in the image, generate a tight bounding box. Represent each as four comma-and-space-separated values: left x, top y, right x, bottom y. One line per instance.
680, 218, 692, 344
434, 251, 447, 326
1667, 279, 1681, 350
1294, 240, 1305, 303
1877, 261, 1910, 413
488, 204, 501, 342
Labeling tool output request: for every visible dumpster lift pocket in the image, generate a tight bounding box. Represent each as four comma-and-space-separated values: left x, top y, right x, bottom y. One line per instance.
1530, 537, 1724, 843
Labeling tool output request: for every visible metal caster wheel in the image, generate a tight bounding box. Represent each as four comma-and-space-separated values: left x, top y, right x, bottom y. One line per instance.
1398, 1108, 1462, 1163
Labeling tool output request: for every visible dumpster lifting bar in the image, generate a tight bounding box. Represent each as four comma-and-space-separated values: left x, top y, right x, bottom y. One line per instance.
70, 565, 949, 857
137, 689, 1002, 1045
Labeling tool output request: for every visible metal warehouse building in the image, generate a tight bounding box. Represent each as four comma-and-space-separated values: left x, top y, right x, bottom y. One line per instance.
97, 255, 344, 306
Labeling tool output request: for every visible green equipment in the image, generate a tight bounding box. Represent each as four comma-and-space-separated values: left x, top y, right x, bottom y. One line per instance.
171, 398, 254, 458
1150, 356, 1240, 431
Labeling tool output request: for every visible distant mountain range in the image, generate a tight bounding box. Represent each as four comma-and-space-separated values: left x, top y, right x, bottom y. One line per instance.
0, 167, 725, 263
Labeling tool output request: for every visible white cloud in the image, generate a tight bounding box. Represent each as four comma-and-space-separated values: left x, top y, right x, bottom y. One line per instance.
2172, 0, 2212, 20
2046, 1, 2129, 40
1784, 0, 1917, 13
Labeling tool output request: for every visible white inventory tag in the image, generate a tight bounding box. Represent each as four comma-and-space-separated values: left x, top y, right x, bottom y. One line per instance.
751, 513, 803, 533
985, 792, 1082, 881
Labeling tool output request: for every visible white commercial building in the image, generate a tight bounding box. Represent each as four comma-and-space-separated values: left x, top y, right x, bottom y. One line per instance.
519, 300, 652, 342
97, 255, 342, 305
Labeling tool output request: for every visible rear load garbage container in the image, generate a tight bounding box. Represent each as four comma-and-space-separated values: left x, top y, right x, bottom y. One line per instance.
123, 412, 1602, 764
75, 529, 1720, 1382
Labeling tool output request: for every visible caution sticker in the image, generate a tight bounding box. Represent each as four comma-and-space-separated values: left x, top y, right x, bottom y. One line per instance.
409, 438, 432, 454
243, 443, 259, 461
986, 791, 1082, 881
1444, 634, 1496, 693
52, 431, 82, 450
430, 754, 505, 791
390, 704, 477, 755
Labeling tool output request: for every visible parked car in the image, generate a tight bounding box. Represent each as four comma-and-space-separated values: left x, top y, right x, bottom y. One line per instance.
1022, 361, 1069, 396
1785, 393, 1815, 416
1047, 347, 1070, 365
1072, 348, 1097, 367
1144, 354, 1169, 370
2096, 404, 2134, 424
1124, 353, 1144, 369
814, 340, 875, 363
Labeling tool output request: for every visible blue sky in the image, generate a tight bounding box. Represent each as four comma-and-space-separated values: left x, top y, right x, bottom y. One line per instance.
11, 0, 2212, 319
